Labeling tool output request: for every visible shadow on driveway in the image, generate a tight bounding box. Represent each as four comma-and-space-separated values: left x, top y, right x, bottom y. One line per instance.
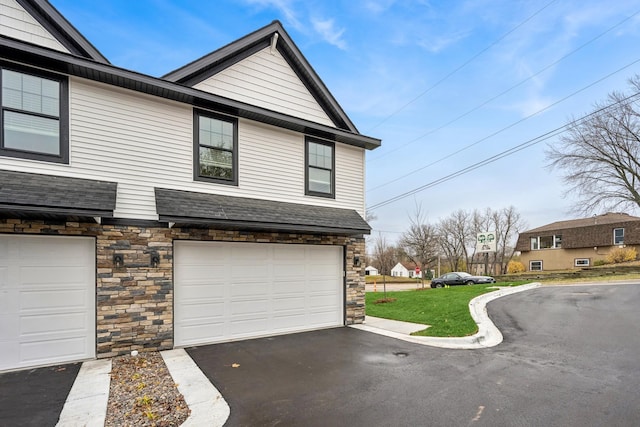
0, 363, 80, 427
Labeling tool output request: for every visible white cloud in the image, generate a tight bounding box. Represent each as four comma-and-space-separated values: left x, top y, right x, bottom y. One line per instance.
417, 30, 470, 53
311, 18, 347, 50
242, 0, 303, 31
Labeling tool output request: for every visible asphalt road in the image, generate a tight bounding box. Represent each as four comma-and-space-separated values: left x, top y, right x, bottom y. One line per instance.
188, 283, 640, 426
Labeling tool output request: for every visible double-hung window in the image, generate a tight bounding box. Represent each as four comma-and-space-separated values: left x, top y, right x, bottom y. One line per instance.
0, 66, 68, 163
306, 138, 334, 198
614, 228, 624, 245
194, 110, 237, 185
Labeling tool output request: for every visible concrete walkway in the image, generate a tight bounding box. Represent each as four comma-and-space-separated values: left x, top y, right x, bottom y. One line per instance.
56, 283, 541, 426
352, 283, 541, 349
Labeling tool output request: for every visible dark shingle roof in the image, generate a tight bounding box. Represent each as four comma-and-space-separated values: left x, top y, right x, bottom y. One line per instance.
523, 212, 640, 233
0, 170, 117, 217
155, 188, 370, 235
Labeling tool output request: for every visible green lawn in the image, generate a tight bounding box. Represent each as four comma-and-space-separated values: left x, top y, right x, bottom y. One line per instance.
365, 281, 530, 337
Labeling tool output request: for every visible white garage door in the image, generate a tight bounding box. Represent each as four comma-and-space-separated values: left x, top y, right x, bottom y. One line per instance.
0, 235, 95, 371
175, 241, 343, 347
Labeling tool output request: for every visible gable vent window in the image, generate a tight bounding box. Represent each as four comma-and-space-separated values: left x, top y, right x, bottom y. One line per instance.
0, 67, 68, 163
306, 138, 334, 198
194, 110, 237, 185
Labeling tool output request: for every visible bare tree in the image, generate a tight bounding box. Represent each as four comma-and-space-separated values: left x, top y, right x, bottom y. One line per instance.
436, 216, 466, 272
547, 75, 640, 215
372, 234, 395, 298
490, 206, 526, 274
398, 205, 438, 288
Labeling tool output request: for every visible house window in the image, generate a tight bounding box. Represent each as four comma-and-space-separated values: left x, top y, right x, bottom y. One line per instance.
575, 258, 590, 267
306, 138, 334, 198
530, 260, 542, 271
194, 110, 237, 184
614, 228, 624, 245
530, 237, 539, 250
531, 234, 561, 250
0, 66, 68, 163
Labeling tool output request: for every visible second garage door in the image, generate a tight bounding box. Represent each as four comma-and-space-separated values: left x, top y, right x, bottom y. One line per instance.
174, 241, 343, 347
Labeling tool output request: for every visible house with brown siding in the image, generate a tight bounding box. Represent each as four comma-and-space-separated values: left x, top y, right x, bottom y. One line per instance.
515, 212, 640, 271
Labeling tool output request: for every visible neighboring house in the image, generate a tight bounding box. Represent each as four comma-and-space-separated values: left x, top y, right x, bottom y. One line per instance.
515, 213, 640, 271
0, 0, 380, 371
390, 262, 422, 278
364, 266, 379, 276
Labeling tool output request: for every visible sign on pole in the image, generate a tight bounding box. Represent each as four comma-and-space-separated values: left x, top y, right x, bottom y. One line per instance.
476, 231, 497, 253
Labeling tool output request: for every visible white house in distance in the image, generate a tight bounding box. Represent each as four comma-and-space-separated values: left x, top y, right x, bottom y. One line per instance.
364, 265, 379, 275
390, 262, 422, 278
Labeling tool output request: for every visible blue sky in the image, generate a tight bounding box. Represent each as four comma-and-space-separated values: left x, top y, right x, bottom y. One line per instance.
50, 0, 640, 241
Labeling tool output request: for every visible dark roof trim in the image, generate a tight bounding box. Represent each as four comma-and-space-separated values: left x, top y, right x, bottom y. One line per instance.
17, 0, 109, 64
155, 188, 371, 236
0, 35, 381, 150
163, 20, 358, 133
0, 170, 117, 218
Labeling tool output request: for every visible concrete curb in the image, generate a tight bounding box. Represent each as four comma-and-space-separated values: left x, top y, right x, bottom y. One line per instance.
161, 349, 230, 427
56, 359, 111, 427
350, 283, 542, 349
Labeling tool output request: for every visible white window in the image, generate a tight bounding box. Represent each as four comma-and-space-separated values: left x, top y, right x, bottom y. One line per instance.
530, 260, 542, 271
614, 228, 624, 245
531, 235, 561, 250
575, 258, 590, 267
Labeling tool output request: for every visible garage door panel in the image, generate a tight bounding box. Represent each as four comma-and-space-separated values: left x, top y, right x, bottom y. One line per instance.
21, 336, 92, 364
175, 242, 343, 346
0, 235, 95, 371
180, 282, 226, 300
21, 311, 90, 336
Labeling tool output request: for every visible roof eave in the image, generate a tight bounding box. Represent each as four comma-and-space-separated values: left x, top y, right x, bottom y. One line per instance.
0, 36, 380, 150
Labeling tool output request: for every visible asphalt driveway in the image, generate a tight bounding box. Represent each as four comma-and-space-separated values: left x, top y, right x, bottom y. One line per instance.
0, 362, 80, 427
188, 283, 640, 426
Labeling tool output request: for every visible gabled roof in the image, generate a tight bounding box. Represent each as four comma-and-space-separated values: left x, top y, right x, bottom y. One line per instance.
523, 212, 640, 234
155, 188, 370, 235
0, 34, 380, 150
163, 20, 357, 133
17, 0, 109, 63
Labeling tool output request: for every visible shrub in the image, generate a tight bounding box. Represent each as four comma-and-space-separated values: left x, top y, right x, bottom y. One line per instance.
606, 247, 638, 264
507, 260, 525, 273
593, 259, 608, 266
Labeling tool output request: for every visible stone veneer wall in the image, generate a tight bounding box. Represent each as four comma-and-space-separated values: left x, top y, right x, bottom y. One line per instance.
0, 219, 365, 357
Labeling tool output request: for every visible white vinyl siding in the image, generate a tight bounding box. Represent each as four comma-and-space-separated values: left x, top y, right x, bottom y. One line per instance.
0, 77, 366, 219
0, 0, 69, 53
194, 47, 334, 127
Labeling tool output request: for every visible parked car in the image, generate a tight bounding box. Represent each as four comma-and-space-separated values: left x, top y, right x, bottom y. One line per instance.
430, 272, 496, 288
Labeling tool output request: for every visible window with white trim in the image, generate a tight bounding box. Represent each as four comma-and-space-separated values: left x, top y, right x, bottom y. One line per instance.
530, 234, 562, 250
306, 137, 334, 198
0, 66, 68, 163
530, 260, 542, 271
575, 258, 590, 267
613, 228, 624, 245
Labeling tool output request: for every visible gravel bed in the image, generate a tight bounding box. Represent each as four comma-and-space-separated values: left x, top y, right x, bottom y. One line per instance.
105, 352, 190, 426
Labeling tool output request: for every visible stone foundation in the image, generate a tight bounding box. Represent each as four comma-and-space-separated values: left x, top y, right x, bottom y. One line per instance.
0, 219, 365, 357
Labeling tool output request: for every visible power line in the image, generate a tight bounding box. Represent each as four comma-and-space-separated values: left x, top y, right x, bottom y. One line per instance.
368, 8, 640, 165
364, 0, 559, 133
367, 89, 640, 211
367, 56, 640, 195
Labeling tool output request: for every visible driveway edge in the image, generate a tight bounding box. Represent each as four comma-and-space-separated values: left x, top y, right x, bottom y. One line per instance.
55, 359, 111, 427
161, 349, 230, 427
350, 282, 542, 349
